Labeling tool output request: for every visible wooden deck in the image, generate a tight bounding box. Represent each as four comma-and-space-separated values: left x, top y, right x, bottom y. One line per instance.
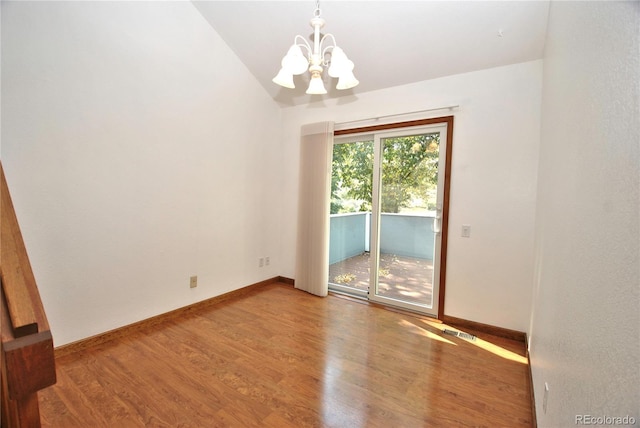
329, 253, 433, 306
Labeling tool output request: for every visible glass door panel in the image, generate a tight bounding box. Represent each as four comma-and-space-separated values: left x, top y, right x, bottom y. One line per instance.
328, 139, 374, 298
370, 126, 447, 316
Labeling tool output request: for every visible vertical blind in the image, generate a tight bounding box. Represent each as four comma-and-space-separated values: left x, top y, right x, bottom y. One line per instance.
294, 122, 335, 297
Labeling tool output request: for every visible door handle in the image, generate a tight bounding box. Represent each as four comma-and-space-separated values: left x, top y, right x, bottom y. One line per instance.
433, 203, 442, 234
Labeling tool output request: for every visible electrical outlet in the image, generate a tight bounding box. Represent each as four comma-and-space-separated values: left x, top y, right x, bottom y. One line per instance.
543, 382, 549, 414
265, 256, 270, 266
190, 275, 197, 289
259, 257, 264, 267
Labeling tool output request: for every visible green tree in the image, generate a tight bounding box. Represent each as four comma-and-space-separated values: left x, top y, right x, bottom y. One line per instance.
380, 134, 439, 213
331, 134, 439, 214
331, 141, 373, 213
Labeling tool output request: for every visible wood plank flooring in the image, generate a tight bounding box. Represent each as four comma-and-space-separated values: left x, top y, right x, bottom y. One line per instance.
39, 283, 533, 427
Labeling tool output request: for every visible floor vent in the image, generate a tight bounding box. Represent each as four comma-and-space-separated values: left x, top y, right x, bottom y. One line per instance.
443, 329, 477, 341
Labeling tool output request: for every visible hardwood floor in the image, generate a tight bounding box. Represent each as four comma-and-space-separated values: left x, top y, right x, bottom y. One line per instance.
39, 283, 533, 427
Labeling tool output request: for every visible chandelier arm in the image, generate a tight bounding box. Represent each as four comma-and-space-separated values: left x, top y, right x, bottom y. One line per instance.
294, 35, 312, 56
319, 34, 336, 65
321, 48, 332, 66
320, 33, 337, 49
321, 45, 335, 61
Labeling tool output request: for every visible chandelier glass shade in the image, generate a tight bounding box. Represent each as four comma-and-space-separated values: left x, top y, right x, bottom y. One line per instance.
272, 3, 359, 95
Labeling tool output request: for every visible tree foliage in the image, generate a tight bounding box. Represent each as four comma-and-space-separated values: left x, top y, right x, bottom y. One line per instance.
331, 141, 373, 213
331, 133, 440, 214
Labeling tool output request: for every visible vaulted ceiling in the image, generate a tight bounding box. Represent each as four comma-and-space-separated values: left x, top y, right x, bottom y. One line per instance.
193, 1, 550, 107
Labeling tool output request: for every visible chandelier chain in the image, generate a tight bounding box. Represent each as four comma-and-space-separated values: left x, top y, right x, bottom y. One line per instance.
314, 0, 321, 17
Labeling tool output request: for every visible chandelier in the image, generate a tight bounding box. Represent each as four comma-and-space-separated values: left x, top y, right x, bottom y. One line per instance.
272, 1, 359, 95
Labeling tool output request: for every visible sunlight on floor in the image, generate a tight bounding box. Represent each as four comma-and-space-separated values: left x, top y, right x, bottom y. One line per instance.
398, 319, 456, 345
399, 290, 422, 297
423, 320, 529, 364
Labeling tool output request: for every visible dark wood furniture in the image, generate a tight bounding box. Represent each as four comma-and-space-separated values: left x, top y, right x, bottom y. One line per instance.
1, 163, 56, 427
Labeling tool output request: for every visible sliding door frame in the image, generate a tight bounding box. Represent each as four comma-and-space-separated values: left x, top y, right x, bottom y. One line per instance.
334, 116, 454, 319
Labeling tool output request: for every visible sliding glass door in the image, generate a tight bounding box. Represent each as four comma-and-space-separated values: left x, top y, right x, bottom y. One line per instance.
328, 122, 450, 317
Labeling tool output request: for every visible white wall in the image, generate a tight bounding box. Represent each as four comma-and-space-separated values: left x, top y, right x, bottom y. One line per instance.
281, 61, 542, 332
1, 1, 283, 346
530, 1, 640, 426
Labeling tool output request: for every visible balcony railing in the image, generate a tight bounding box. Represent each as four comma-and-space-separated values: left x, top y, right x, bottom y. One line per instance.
329, 212, 436, 264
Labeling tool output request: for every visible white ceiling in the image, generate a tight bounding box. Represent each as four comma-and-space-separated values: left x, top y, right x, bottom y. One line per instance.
193, 1, 550, 107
